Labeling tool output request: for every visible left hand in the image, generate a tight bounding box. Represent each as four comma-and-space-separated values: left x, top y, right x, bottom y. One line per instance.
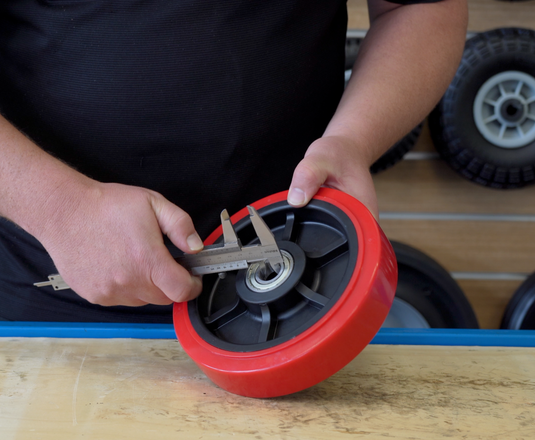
287, 135, 379, 219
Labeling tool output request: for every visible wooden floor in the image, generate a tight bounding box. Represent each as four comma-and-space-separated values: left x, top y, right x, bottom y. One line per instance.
348, 0, 535, 30
2, 337, 535, 439
348, 0, 535, 329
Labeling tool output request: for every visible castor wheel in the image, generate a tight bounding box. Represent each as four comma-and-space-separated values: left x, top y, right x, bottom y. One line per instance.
429, 28, 535, 188
173, 188, 397, 398
382, 242, 479, 329
501, 271, 535, 329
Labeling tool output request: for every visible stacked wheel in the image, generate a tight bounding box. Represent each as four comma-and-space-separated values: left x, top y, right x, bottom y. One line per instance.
430, 28, 535, 188
501, 272, 535, 329
173, 188, 397, 398
383, 242, 479, 329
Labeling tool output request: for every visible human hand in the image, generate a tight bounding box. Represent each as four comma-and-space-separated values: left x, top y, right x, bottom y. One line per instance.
287, 135, 379, 218
38, 182, 203, 306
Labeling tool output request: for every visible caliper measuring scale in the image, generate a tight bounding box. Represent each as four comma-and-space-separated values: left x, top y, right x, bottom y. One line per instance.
34, 206, 283, 289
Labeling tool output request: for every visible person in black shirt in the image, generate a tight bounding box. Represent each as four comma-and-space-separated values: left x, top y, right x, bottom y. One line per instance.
0, 0, 468, 322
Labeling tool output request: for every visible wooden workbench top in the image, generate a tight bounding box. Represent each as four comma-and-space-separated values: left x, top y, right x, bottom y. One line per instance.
1, 338, 534, 439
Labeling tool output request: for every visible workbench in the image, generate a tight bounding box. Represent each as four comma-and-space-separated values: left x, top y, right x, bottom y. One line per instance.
1, 325, 534, 439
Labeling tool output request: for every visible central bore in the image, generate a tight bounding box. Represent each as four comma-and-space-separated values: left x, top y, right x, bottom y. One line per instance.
245, 250, 294, 292
500, 98, 524, 123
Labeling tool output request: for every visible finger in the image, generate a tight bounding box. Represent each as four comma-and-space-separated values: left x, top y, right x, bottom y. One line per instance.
88, 273, 180, 307
150, 193, 204, 253
134, 287, 175, 306
81, 286, 153, 307
150, 248, 203, 303
287, 156, 330, 207
340, 175, 380, 220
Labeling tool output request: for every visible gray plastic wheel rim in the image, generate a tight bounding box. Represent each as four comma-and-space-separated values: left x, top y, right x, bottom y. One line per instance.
473, 71, 535, 149
344, 69, 352, 88
381, 297, 431, 329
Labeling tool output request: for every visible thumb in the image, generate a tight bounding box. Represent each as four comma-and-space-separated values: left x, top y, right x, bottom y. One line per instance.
150, 193, 204, 253
287, 155, 330, 207
151, 248, 204, 303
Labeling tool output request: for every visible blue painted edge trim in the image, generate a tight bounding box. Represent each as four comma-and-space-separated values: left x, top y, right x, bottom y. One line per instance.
0, 322, 176, 340
1, 323, 535, 347
372, 328, 535, 347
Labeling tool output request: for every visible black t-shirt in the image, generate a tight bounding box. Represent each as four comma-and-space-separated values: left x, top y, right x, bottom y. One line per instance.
0, 0, 347, 322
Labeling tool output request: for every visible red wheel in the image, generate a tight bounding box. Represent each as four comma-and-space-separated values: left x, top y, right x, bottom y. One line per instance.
173, 188, 397, 398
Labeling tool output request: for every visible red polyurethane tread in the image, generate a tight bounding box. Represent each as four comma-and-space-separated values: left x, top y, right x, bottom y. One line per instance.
173, 188, 397, 398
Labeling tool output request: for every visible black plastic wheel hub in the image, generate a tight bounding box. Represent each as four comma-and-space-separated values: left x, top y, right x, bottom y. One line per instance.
187, 200, 359, 352
236, 241, 305, 306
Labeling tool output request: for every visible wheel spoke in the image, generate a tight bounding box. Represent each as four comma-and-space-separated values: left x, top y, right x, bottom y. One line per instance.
516, 125, 525, 137
498, 123, 507, 139
484, 98, 498, 107
527, 96, 535, 104
306, 236, 348, 267
257, 305, 275, 343
310, 270, 321, 292
498, 83, 507, 97
296, 282, 329, 308
483, 114, 498, 124
514, 81, 524, 96
204, 297, 247, 329
282, 212, 296, 242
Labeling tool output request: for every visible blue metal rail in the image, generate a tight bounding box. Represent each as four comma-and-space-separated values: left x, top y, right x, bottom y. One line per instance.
1, 322, 534, 347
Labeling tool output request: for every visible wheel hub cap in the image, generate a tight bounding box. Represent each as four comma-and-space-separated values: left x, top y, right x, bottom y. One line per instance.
473, 70, 535, 149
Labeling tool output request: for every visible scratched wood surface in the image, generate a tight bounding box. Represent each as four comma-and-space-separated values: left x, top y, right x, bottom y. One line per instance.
1, 338, 534, 439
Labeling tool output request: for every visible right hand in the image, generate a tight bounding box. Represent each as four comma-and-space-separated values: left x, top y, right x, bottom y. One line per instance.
38, 181, 203, 307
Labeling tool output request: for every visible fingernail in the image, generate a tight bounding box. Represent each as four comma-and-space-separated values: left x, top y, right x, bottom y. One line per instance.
288, 188, 306, 206
187, 233, 204, 251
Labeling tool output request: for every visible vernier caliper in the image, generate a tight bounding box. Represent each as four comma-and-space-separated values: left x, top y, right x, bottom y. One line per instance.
34, 206, 283, 290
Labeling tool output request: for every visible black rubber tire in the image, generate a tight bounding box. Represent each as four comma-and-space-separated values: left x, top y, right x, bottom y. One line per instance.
387, 241, 479, 329
500, 272, 535, 330
370, 124, 423, 174
429, 28, 535, 189
345, 36, 362, 70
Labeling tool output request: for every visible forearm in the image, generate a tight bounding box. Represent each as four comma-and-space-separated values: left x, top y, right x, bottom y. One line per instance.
287, 0, 467, 215
0, 114, 203, 305
325, 0, 468, 164
0, 114, 93, 241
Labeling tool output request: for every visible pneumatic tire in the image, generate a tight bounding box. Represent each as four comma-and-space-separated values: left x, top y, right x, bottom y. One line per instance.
429, 28, 535, 188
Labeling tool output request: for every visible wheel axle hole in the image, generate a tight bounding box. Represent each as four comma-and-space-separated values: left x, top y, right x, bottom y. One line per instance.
507, 105, 519, 116
257, 265, 278, 282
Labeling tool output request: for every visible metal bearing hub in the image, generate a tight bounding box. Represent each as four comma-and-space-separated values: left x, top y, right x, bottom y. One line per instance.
245, 250, 294, 293
473, 71, 535, 149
